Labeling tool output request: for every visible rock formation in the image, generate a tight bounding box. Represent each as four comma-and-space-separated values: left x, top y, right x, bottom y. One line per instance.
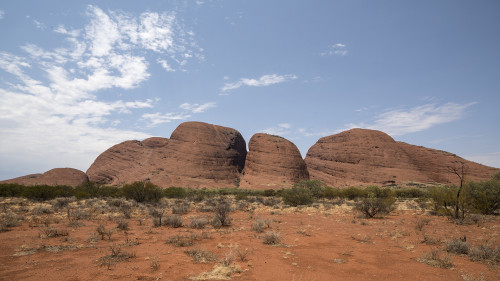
0, 168, 88, 187
240, 133, 309, 189
305, 128, 499, 186
86, 121, 247, 188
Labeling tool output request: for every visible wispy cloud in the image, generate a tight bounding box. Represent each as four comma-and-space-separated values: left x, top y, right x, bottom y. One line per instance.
179, 102, 216, 113
321, 43, 348, 56
464, 152, 500, 168
260, 123, 293, 136
140, 112, 191, 127
346, 102, 477, 136
0, 10, 5, 19
0, 5, 201, 175
221, 74, 297, 93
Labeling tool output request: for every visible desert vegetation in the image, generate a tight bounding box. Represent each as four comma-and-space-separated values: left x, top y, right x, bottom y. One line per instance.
0, 175, 499, 280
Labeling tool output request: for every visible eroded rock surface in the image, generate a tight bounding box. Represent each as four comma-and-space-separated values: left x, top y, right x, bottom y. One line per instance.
1, 168, 89, 187
241, 133, 309, 189
86, 121, 247, 188
305, 128, 499, 186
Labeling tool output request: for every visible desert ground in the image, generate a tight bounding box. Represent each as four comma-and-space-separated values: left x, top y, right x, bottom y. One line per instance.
0, 196, 498, 281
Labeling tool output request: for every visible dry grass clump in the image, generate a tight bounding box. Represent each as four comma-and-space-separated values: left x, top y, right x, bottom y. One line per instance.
190, 216, 209, 229
468, 244, 500, 262
96, 224, 113, 240
165, 214, 183, 228
251, 219, 271, 233
97, 244, 136, 270
445, 238, 470, 255
166, 235, 195, 247
116, 219, 129, 231
211, 201, 232, 228
172, 202, 190, 215
417, 249, 454, 269
234, 246, 249, 262
0, 212, 23, 232
415, 217, 431, 231
185, 248, 218, 263
40, 227, 69, 238
262, 231, 281, 245
150, 257, 160, 271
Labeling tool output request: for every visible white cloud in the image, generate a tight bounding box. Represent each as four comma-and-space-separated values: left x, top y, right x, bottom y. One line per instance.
464, 152, 500, 168
157, 58, 175, 72
221, 74, 297, 93
0, 10, 5, 19
0, 5, 201, 177
33, 19, 46, 30
346, 102, 477, 136
141, 112, 191, 127
260, 123, 293, 136
321, 43, 348, 56
179, 102, 216, 113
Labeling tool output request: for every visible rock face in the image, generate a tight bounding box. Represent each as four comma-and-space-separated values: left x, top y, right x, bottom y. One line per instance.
0, 168, 89, 187
86, 121, 247, 188
240, 133, 309, 189
305, 128, 499, 186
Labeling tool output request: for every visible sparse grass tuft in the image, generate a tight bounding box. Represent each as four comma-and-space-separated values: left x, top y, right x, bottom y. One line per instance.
184, 248, 218, 263
262, 231, 281, 245
417, 249, 454, 269
165, 215, 183, 228
166, 235, 194, 247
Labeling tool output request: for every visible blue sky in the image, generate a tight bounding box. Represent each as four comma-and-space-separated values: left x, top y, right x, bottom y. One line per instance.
1, 0, 499, 180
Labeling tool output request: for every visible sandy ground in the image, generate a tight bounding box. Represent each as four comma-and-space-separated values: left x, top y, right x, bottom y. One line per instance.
0, 197, 498, 281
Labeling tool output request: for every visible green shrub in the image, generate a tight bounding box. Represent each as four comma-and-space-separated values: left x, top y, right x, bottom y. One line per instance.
354, 193, 396, 218
263, 189, 276, 197
322, 186, 342, 199
293, 180, 324, 198
121, 181, 163, 203
0, 183, 26, 197
394, 188, 426, 198
467, 179, 500, 215
342, 186, 368, 200
282, 186, 314, 206
365, 186, 395, 198
164, 187, 188, 198
22, 185, 74, 201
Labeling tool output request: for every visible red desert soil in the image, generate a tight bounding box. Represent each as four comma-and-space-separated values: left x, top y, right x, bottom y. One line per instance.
0, 198, 498, 281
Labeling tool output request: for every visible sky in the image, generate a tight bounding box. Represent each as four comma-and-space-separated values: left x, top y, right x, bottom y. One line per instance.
0, 0, 499, 180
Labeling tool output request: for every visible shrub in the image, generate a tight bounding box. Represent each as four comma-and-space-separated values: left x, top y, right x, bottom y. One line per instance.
166, 235, 194, 247
342, 186, 368, 200
445, 238, 470, 255
164, 187, 188, 198
469, 244, 500, 262
282, 186, 313, 206
418, 249, 454, 269
184, 248, 218, 263
165, 215, 183, 228
262, 231, 281, 245
190, 217, 209, 229
116, 219, 129, 231
394, 188, 426, 198
211, 201, 232, 228
322, 186, 342, 199
415, 217, 431, 231
121, 181, 163, 203
22, 185, 74, 201
293, 180, 325, 198
263, 189, 276, 197
172, 202, 190, 215
467, 179, 500, 215
354, 193, 396, 218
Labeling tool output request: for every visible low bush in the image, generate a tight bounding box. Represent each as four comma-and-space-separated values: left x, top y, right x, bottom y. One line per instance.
354, 193, 396, 218
165, 215, 183, 228
164, 187, 188, 198
262, 231, 281, 245
121, 181, 163, 203
282, 186, 313, 206
211, 201, 232, 228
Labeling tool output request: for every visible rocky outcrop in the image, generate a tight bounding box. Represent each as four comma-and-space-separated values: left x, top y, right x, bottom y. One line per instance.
240, 133, 309, 189
0, 168, 88, 187
305, 128, 499, 186
86, 121, 247, 188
